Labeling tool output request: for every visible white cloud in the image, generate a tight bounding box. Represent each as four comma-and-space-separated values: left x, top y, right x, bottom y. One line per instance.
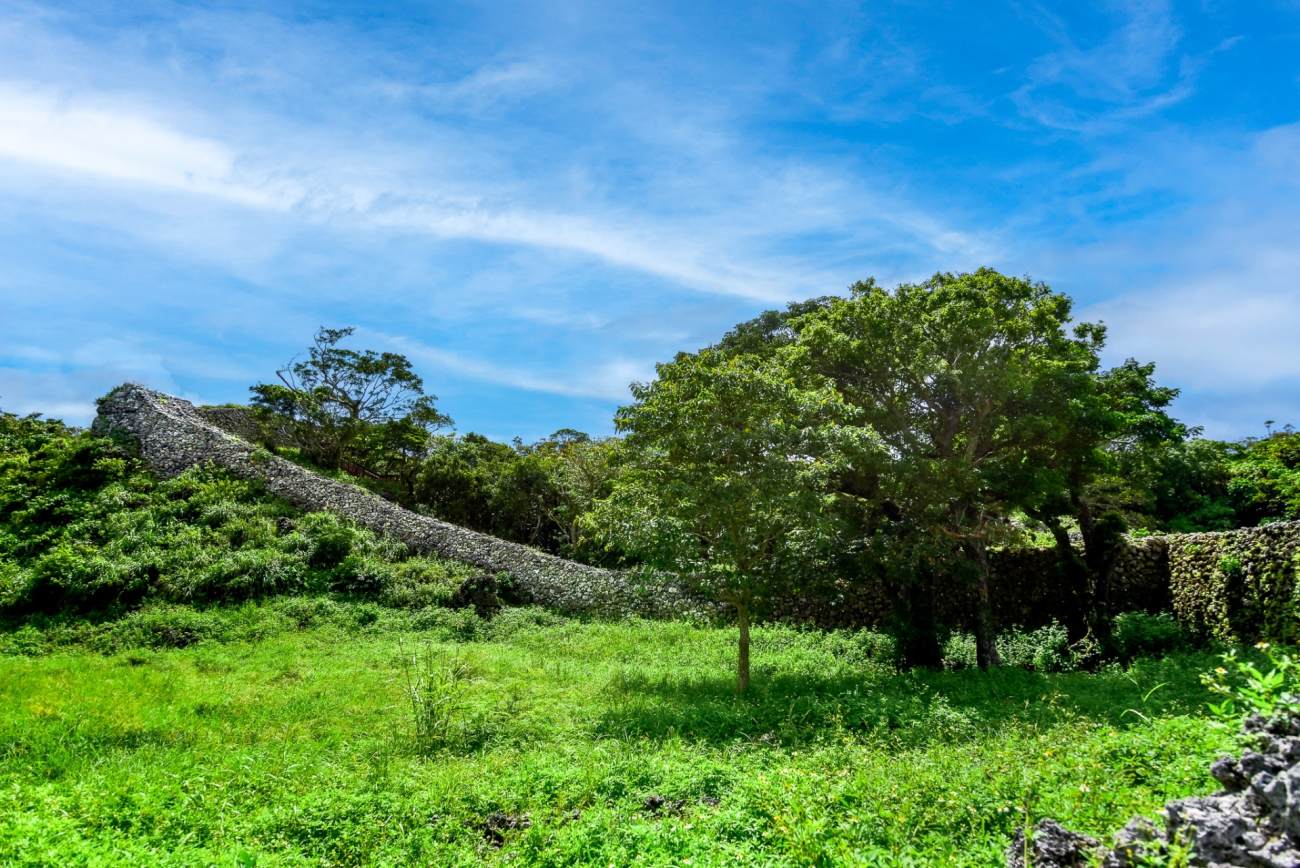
1013, 1, 1197, 133
0, 80, 803, 302
364, 330, 648, 401
374, 61, 560, 113
1084, 279, 1300, 391
0, 82, 285, 207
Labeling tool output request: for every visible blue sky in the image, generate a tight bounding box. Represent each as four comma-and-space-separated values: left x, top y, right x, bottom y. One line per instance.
1, 0, 1298, 441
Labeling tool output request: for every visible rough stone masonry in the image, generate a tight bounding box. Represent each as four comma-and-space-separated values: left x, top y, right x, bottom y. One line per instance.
1008, 712, 1300, 867
94, 383, 695, 619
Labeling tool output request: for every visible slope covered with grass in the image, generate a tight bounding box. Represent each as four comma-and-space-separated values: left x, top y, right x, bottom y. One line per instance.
0, 412, 478, 638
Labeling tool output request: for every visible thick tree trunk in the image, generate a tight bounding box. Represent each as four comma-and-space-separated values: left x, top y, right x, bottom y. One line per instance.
1047, 518, 1090, 640
900, 578, 943, 669
970, 540, 1000, 670
736, 602, 751, 693
1075, 494, 1122, 644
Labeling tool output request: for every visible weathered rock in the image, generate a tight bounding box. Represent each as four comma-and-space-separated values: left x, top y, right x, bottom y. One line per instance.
1005, 819, 1100, 868
94, 383, 704, 619
1019, 713, 1300, 868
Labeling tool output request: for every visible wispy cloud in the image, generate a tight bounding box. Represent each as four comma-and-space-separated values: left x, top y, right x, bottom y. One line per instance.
0, 82, 276, 206
0, 1, 1295, 440
365, 330, 650, 402
1012, 1, 1195, 133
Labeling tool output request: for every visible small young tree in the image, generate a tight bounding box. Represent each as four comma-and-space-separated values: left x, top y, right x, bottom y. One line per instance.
597, 347, 870, 692
250, 327, 450, 472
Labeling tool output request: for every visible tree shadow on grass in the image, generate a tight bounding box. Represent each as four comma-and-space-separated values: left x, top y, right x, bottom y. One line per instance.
592, 652, 1217, 747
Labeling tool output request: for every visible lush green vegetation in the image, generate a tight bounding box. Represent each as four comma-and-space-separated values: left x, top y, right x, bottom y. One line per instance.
0, 609, 1233, 865
3, 268, 1298, 864
242, 273, 1298, 685
0, 411, 477, 619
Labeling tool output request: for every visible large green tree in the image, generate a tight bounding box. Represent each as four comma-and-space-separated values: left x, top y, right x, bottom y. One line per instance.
1018, 358, 1186, 639
598, 347, 871, 691
798, 269, 1104, 668
250, 327, 450, 476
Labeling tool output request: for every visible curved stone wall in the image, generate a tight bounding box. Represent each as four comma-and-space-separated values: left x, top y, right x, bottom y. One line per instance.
93, 384, 695, 619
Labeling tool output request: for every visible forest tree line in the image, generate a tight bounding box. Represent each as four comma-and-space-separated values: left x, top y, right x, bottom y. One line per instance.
246, 270, 1300, 685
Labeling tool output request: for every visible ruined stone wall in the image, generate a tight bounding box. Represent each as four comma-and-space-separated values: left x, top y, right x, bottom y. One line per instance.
94, 384, 697, 620
195, 406, 295, 447
1166, 520, 1300, 642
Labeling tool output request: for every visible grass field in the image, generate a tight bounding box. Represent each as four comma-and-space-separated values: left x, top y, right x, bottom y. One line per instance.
0, 603, 1232, 866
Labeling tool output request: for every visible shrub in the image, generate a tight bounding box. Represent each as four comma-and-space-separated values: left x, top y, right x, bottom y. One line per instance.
483, 606, 569, 641
271, 596, 343, 630
297, 513, 365, 569
0, 561, 31, 611
1111, 611, 1185, 660
0, 624, 47, 656
447, 573, 507, 618
1202, 642, 1300, 728
346, 602, 383, 630
942, 632, 977, 670
942, 623, 1078, 671
996, 621, 1073, 672
410, 606, 484, 641
331, 553, 395, 596
377, 558, 470, 609
846, 629, 899, 670
197, 549, 310, 601
92, 604, 226, 652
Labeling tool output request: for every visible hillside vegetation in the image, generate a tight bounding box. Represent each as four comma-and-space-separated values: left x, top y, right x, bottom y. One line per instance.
0, 412, 481, 630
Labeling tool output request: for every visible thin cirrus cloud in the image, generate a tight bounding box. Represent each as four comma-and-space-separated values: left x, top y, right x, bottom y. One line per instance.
363, 330, 652, 403
0, 80, 795, 303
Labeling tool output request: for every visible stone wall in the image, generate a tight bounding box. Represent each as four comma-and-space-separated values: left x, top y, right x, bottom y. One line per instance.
195, 406, 293, 447
94, 384, 696, 619
970, 523, 1299, 638
787, 524, 1297, 639
1166, 521, 1300, 642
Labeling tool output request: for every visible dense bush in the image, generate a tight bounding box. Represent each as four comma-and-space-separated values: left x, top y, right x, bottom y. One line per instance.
995, 620, 1073, 672
944, 622, 1081, 672
0, 413, 475, 618
1111, 611, 1186, 660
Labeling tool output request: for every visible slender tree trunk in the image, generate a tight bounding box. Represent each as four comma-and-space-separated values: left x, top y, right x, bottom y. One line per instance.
970, 540, 1000, 670
1074, 493, 1120, 644
736, 602, 751, 693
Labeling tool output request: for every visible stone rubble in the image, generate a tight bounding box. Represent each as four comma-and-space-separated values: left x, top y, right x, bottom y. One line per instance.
1008, 713, 1300, 867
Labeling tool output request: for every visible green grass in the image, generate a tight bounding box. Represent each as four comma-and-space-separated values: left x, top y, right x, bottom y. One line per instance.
0, 607, 1232, 866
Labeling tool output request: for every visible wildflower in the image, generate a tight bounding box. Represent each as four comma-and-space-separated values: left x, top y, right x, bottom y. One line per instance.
1257, 642, 1271, 651
1215, 667, 1228, 676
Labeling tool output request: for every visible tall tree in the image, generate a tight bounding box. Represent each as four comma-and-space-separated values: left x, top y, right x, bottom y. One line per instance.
250, 327, 450, 472
1023, 358, 1186, 638
598, 347, 871, 692
798, 269, 1104, 668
